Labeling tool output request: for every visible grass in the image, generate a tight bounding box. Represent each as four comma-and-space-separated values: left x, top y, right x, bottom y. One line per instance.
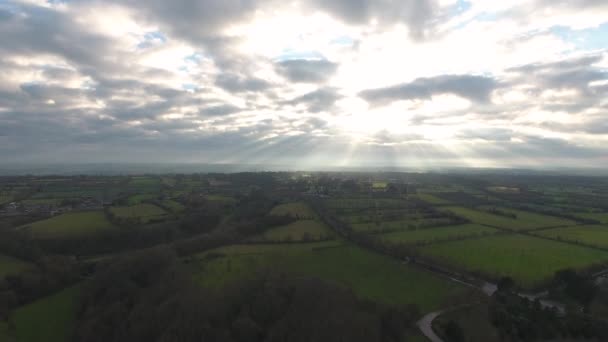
380, 224, 498, 245
269, 202, 317, 219
10, 285, 80, 342
419, 234, 608, 288
19, 211, 117, 239
192, 242, 472, 312
533, 225, 608, 249
126, 194, 157, 205
205, 195, 236, 204
254, 220, 334, 242
571, 212, 608, 224
416, 193, 451, 205
351, 219, 417, 233
372, 181, 388, 189
0, 194, 12, 205
326, 198, 406, 210
162, 199, 185, 212
444, 206, 576, 231
0, 254, 34, 278
109, 204, 168, 223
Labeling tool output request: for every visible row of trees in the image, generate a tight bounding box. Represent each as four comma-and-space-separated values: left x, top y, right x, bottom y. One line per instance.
75, 247, 421, 342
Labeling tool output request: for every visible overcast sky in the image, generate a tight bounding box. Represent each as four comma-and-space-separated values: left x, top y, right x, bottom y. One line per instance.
1, 0, 607, 169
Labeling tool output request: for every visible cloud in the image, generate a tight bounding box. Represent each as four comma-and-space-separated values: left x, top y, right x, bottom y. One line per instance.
276, 59, 338, 83
0, 0, 607, 168
284, 88, 341, 113
359, 75, 498, 105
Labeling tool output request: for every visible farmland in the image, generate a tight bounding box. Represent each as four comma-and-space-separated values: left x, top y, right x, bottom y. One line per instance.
253, 219, 334, 242
443, 206, 576, 231
193, 242, 473, 312
571, 212, 608, 224
419, 234, 608, 288
18, 211, 117, 239
380, 223, 498, 245
269, 202, 317, 219
0, 254, 34, 278
109, 203, 168, 223
10, 285, 80, 342
533, 225, 608, 249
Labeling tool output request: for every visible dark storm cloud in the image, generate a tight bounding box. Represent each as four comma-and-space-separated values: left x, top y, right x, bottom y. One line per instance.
276, 59, 338, 83
360, 75, 498, 104
284, 88, 342, 113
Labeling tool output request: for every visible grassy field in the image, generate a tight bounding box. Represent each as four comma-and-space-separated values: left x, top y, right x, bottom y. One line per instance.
380, 224, 498, 245
0, 254, 34, 278
205, 195, 236, 204
416, 193, 451, 205
109, 204, 168, 223
10, 285, 80, 342
269, 202, 317, 219
21, 198, 63, 205
351, 219, 416, 233
533, 225, 608, 249
161, 199, 185, 212
326, 198, 406, 209
419, 234, 608, 288
192, 242, 472, 312
372, 181, 388, 189
571, 212, 608, 224
254, 220, 334, 242
19, 211, 117, 239
444, 206, 576, 231
126, 194, 157, 205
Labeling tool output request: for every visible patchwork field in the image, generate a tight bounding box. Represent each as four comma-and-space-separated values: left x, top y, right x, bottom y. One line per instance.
419, 234, 608, 288
126, 194, 157, 205
380, 224, 498, 245
109, 204, 168, 223
161, 199, 185, 212
19, 211, 117, 239
444, 206, 576, 231
571, 212, 608, 224
204, 195, 236, 204
269, 202, 317, 219
326, 198, 407, 210
193, 242, 472, 312
0, 254, 34, 278
253, 220, 334, 242
416, 193, 451, 205
533, 225, 608, 249
10, 285, 80, 342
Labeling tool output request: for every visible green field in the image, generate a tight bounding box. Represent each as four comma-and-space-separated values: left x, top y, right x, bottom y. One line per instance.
419, 234, 608, 288
254, 220, 334, 242
129, 177, 160, 186
326, 198, 406, 209
380, 224, 498, 245
10, 285, 80, 342
193, 242, 471, 312
205, 195, 236, 204
127, 194, 157, 205
571, 212, 608, 224
533, 225, 608, 249
416, 193, 451, 205
372, 181, 388, 189
0, 254, 34, 278
109, 204, 168, 223
21, 198, 63, 205
269, 202, 317, 219
19, 211, 117, 239
350, 217, 454, 233
444, 206, 576, 231
161, 199, 185, 212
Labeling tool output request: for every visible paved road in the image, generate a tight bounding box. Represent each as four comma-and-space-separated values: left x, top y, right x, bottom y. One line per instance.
417, 310, 445, 342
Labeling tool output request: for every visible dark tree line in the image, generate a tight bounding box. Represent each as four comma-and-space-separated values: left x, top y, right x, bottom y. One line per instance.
75, 248, 420, 342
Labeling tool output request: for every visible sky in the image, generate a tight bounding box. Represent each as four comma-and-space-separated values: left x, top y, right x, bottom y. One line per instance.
0, 0, 607, 169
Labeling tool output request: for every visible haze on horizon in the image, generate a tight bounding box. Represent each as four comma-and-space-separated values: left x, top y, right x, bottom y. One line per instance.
0, 0, 607, 169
